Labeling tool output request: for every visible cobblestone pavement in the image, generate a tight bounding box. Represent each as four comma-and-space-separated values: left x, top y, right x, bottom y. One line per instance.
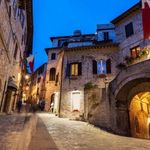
0, 113, 27, 150
38, 113, 150, 150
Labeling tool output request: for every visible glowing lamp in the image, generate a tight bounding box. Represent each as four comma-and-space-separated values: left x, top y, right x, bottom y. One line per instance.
25, 74, 30, 80
25, 86, 29, 91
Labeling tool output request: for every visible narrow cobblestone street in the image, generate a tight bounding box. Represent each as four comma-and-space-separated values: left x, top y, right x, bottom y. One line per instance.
38, 113, 150, 150
0, 113, 36, 150
0, 113, 26, 150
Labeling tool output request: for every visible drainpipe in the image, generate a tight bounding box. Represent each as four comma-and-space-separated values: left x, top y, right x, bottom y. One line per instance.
58, 49, 65, 117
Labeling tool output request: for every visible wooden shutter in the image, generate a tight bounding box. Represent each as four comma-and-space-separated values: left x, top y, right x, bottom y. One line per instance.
66, 64, 70, 77
106, 59, 111, 74
93, 60, 97, 74
55, 73, 59, 84
78, 63, 82, 76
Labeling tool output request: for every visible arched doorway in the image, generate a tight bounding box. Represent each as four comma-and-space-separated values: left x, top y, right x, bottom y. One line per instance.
50, 94, 55, 113
112, 78, 150, 138
129, 92, 150, 139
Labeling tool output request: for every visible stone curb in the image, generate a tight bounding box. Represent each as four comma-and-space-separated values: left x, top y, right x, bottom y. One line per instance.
16, 113, 38, 150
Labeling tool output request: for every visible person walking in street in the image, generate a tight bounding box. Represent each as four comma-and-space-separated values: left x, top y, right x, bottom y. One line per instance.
50, 101, 54, 113
39, 98, 45, 111
16, 99, 22, 113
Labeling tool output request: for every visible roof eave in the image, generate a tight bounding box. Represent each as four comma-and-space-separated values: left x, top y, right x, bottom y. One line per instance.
111, 2, 141, 24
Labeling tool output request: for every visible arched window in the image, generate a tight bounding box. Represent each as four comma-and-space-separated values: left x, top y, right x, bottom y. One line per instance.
49, 68, 56, 81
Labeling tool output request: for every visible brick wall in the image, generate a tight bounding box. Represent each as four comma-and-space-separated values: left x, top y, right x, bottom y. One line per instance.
0, 0, 29, 112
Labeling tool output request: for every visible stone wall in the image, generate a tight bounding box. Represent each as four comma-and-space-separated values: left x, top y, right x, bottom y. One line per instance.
109, 60, 150, 136
60, 46, 119, 119
0, 0, 29, 112
84, 87, 111, 129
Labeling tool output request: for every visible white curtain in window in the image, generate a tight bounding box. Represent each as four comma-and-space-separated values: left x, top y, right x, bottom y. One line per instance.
97, 60, 106, 74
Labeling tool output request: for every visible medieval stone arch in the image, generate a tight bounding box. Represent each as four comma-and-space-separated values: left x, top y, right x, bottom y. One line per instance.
112, 78, 150, 139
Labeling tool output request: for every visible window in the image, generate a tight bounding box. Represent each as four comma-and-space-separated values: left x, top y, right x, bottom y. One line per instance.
13, 0, 17, 18
66, 63, 82, 77
71, 63, 82, 76
49, 68, 56, 81
130, 46, 140, 58
17, 0, 25, 9
97, 60, 107, 74
103, 32, 109, 41
58, 40, 68, 47
93, 59, 111, 75
125, 22, 134, 38
21, 34, 24, 45
14, 44, 18, 59
37, 88, 39, 95
51, 53, 56, 60
93, 60, 97, 74
20, 10, 25, 28
8, 6, 11, 18
55, 73, 59, 84
71, 64, 78, 76
37, 77, 41, 83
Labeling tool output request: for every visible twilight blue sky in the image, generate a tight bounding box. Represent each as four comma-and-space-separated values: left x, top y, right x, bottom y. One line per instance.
33, 0, 139, 70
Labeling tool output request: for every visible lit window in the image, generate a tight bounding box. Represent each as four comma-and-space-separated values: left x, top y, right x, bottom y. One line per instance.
67, 63, 82, 77
71, 64, 78, 76
130, 46, 140, 58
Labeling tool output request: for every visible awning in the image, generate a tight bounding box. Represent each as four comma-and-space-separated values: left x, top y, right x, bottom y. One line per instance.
7, 78, 18, 91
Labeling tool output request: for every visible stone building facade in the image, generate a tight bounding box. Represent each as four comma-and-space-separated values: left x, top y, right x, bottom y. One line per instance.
109, 2, 150, 139
30, 63, 47, 103
0, 0, 33, 113
44, 1, 150, 139
45, 27, 119, 120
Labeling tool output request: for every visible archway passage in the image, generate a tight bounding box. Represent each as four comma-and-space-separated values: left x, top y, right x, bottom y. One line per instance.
50, 94, 55, 113
129, 92, 150, 139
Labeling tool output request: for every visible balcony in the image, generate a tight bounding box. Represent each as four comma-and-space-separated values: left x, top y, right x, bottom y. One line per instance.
125, 48, 150, 66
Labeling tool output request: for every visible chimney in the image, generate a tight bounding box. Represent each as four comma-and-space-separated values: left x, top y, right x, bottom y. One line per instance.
73, 30, 82, 36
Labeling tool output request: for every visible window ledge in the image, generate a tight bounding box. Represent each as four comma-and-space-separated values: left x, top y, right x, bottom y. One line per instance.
70, 76, 79, 80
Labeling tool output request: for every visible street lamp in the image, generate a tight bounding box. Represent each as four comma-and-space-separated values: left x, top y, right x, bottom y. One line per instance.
25, 74, 30, 80
25, 85, 29, 91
